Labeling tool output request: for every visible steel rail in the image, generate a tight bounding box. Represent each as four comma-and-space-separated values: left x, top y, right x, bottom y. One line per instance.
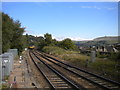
29, 51, 55, 89
42, 51, 120, 85
30, 51, 82, 89
35, 51, 120, 90
35, 51, 111, 90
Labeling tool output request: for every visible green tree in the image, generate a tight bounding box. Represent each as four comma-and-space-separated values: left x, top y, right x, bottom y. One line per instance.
37, 36, 46, 50
2, 13, 14, 52
2, 13, 25, 54
21, 35, 29, 49
52, 39, 58, 46
60, 38, 77, 50
10, 21, 25, 53
25, 34, 29, 47
44, 33, 52, 46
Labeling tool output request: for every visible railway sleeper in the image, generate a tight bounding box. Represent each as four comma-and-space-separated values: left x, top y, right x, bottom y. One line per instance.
52, 82, 71, 88
49, 78, 61, 80
93, 80, 106, 83
52, 82, 67, 84
52, 83, 70, 87
100, 84, 117, 89
108, 86, 119, 88
67, 67, 74, 70
104, 85, 119, 89
94, 80, 104, 83
107, 84, 118, 88
55, 84, 69, 86
54, 86, 70, 88
46, 75, 57, 77
50, 79, 63, 82
89, 77, 97, 79
99, 82, 109, 85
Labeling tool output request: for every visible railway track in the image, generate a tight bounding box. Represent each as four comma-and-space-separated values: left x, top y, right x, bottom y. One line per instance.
34, 50, 120, 90
29, 51, 83, 89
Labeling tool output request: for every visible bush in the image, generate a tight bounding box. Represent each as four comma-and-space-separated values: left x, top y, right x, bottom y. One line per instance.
109, 52, 120, 61
42, 46, 65, 56
59, 38, 78, 50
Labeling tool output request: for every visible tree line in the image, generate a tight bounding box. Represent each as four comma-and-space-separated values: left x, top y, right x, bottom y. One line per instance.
2, 12, 78, 54
2, 12, 27, 54
34, 33, 78, 51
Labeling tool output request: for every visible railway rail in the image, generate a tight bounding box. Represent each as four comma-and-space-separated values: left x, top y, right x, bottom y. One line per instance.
33, 50, 120, 90
29, 51, 83, 89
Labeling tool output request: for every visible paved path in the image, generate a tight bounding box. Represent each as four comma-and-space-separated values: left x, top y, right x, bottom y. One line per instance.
8, 51, 38, 88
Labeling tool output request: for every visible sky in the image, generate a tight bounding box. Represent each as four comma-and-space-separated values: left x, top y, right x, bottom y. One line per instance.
2, 2, 118, 41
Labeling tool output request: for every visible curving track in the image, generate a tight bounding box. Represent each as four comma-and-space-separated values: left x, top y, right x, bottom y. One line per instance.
33, 50, 120, 90
29, 51, 84, 90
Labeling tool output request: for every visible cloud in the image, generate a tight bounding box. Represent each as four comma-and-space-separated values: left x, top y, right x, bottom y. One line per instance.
67, 37, 93, 41
35, 34, 44, 37
54, 36, 67, 41
54, 36, 93, 41
80, 6, 101, 10
93, 6, 101, 9
29, 34, 93, 41
80, 5, 117, 10
68, 6, 73, 8
106, 7, 117, 10
80, 6, 92, 8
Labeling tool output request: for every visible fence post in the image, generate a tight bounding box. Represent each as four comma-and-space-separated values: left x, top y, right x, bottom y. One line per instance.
90, 51, 96, 63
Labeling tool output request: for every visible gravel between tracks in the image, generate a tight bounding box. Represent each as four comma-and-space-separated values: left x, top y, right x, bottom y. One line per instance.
34, 51, 102, 89
27, 51, 51, 88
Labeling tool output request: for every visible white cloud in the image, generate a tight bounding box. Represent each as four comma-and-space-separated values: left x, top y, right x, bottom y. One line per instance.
67, 37, 93, 41
106, 7, 117, 10
28, 34, 93, 41
54, 36, 93, 41
35, 34, 44, 37
68, 6, 73, 8
80, 6, 92, 8
93, 6, 101, 9
80, 6, 102, 10
80, 5, 117, 10
54, 36, 66, 41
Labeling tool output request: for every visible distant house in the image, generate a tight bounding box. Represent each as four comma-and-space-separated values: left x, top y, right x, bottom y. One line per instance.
114, 43, 120, 51
96, 46, 104, 52
105, 46, 114, 52
96, 45, 119, 53
113, 47, 119, 52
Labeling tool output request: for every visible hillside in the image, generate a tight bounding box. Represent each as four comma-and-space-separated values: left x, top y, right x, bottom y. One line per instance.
93, 36, 118, 41
75, 36, 118, 47
27, 35, 118, 47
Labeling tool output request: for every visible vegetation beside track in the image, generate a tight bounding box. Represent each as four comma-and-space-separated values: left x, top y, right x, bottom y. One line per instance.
2, 12, 28, 54
42, 46, 120, 82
